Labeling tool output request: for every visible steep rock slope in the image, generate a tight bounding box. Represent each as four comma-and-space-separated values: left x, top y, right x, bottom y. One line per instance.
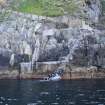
0, 0, 104, 68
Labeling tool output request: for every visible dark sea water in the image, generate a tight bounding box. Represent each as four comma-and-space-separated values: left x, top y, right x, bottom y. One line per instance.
0, 80, 105, 105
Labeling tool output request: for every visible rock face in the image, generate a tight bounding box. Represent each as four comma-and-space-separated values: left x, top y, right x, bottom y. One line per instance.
83, 0, 101, 23
0, 0, 104, 72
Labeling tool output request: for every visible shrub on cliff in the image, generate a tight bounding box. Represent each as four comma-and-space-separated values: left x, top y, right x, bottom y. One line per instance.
11, 0, 84, 17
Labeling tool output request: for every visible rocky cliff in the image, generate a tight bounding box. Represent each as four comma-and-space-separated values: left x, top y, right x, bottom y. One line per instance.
0, 0, 105, 74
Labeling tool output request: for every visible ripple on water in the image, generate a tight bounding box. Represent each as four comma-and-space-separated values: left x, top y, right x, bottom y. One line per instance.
90, 101, 100, 104
40, 92, 49, 95
80, 100, 88, 102
37, 100, 44, 104
68, 102, 75, 105
0, 101, 3, 104
96, 90, 105, 92
0, 96, 18, 105
77, 93, 85, 96
0, 96, 5, 101
56, 97, 60, 100
51, 102, 59, 105
37, 100, 42, 103
27, 103, 38, 105
7, 98, 17, 101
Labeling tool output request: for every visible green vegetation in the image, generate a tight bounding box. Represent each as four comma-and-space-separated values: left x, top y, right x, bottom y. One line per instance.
11, 0, 83, 17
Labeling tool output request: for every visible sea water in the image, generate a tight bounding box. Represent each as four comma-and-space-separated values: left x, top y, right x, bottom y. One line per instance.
0, 79, 105, 105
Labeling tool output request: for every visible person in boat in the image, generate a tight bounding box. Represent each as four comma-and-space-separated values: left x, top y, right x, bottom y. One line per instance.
48, 74, 52, 78
48, 73, 56, 79
51, 73, 55, 77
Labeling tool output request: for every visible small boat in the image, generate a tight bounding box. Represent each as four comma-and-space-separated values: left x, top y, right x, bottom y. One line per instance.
39, 68, 64, 82
40, 74, 61, 82
49, 74, 61, 81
